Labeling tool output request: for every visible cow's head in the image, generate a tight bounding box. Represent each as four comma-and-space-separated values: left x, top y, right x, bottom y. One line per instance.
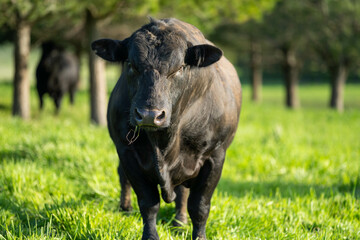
91, 20, 222, 130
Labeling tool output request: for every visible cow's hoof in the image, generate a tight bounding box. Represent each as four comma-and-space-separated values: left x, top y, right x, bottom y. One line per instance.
172, 214, 187, 227
120, 204, 133, 212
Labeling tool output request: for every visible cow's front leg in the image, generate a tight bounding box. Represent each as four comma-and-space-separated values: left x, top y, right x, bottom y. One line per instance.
123, 168, 160, 239
52, 92, 63, 114
136, 184, 160, 240
173, 185, 189, 226
188, 154, 225, 240
121, 164, 160, 239
117, 144, 161, 239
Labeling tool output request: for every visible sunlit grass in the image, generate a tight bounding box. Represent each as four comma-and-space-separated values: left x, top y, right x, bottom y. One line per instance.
0, 82, 359, 239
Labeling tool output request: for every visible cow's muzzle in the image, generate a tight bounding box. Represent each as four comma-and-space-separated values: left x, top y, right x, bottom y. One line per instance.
134, 108, 167, 128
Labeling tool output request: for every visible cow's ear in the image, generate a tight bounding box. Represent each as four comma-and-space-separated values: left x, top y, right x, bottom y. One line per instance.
91, 38, 128, 62
185, 44, 222, 67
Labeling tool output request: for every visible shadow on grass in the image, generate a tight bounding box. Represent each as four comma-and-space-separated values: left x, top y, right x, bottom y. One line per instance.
157, 204, 191, 238
0, 136, 69, 164
0, 191, 119, 239
0, 148, 37, 163
217, 177, 360, 199
158, 204, 176, 224
0, 194, 84, 236
0, 138, 55, 164
0, 103, 10, 111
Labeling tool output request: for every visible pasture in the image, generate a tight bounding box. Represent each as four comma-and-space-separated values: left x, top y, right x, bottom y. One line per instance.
0, 47, 359, 238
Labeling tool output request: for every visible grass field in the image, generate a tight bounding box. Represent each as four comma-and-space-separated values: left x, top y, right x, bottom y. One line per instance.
0, 81, 359, 240
0, 48, 360, 240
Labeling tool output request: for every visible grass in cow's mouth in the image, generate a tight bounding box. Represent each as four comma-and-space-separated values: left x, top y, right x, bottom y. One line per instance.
0, 82, 359, 239
126, 126, 140, 144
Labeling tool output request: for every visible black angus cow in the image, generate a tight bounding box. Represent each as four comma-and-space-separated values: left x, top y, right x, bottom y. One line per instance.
92, 18, 242, 240
36, 41, 79, 113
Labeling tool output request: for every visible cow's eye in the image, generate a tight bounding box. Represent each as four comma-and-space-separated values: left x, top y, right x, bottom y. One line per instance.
168, 65, 184, 78
127, 62, 138, 74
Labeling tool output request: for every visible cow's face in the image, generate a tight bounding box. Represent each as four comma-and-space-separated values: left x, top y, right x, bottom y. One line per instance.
92, 22, 222, 130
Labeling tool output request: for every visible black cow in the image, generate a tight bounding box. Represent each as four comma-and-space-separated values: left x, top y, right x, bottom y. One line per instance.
36, 41, 79, 113
92, 18, 241, 240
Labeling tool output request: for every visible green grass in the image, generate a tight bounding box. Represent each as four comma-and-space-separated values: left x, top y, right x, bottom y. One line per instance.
0, 81, 359, 239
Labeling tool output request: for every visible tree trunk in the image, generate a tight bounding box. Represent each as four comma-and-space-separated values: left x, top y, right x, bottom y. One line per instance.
74, 43, 82, 88
12, 21, 31, 119
250, 41, 262, 102
86, 9, 107, 126
329, 63, 348, 112
282, 47, 300, 109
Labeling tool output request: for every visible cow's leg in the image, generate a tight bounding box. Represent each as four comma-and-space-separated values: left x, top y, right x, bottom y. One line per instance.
117, 164, 132, 211
139, 192, 160, 240
69, 90, 75, 105
188, 152, 225, 240
118, 149, 160, 240
131, 179, 160, 240
39, 93, 44, 110
54, 93, 63, 114
69, 85, 76, 105
173, 185, 189, 226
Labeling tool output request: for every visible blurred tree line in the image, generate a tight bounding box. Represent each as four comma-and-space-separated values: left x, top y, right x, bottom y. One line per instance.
212, 0, 360, 112
0, 0, 358, 124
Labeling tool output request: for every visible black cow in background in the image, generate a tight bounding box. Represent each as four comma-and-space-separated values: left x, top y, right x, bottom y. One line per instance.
36, 41, 79, 113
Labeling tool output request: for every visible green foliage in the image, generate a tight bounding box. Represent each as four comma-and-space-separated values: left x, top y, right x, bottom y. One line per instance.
78, 0, 161, 21
0, 82, 359, 239
81, 0, 125, 19
262, 1, 312, 48
156, 0, 278, 33
0, 0, 74, 26
214, 0, 278, 22
308, 0, 360, 68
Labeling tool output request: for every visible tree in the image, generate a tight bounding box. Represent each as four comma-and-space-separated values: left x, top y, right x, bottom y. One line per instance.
243, 20, 267, 103
0, 0, 73, 119
309, 0, 360, 112
209, 21, 265, 103
85, 7, 108, 126
214, 0, 278, 103
261, 1, 314, 109
207, 1, 278, 104
249, 39, 263, 102
215, 0, 277, 103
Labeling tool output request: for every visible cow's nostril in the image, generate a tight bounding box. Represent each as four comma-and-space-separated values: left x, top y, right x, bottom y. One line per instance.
134, 108, 143, 121
154, 110, 166, 126
156, 111, 166, 121
134, 108, 167, 127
